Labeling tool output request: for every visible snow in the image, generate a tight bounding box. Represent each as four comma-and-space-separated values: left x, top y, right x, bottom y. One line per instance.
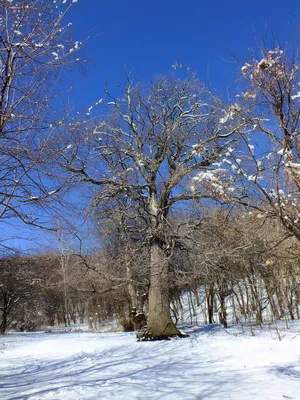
243, 91, 256, 100
287, 162, 300, 169
1, 323, 300, 399
291, 92, 300, 100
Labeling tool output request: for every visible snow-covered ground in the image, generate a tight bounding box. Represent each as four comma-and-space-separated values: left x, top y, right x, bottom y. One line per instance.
0, 323, 300, 400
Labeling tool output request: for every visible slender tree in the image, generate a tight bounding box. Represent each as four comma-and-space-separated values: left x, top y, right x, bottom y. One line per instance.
223, 45, 300, 240
0, 0, 81, 236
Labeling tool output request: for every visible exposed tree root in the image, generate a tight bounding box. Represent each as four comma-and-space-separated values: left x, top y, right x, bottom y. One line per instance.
137, 329, 189, 341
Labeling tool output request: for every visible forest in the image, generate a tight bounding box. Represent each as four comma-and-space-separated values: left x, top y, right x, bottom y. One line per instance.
1, 0, 300, 343
2, 1, 300, 399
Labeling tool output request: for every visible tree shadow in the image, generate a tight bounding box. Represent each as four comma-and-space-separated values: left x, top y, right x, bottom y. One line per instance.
270, 364, 300, 381
0, 333, 246, 400
184, 323, 223, 335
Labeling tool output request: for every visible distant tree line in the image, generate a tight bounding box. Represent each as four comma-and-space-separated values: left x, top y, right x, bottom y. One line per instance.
1, 210, 300, 335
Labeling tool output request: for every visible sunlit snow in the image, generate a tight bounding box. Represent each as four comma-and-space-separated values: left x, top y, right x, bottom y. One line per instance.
1, 322, 299, 399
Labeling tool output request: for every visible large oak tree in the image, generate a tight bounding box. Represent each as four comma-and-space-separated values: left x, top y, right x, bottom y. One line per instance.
62, 75, 240, 338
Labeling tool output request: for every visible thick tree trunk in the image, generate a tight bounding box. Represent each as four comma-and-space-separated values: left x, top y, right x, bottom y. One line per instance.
147, 240, 181, 338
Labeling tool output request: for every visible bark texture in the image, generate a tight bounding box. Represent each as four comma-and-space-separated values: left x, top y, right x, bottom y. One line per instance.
147, 240, 181, 338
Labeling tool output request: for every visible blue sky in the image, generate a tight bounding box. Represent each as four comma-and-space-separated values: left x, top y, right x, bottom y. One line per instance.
69, 0, 299, 108
5, 0, 300, 251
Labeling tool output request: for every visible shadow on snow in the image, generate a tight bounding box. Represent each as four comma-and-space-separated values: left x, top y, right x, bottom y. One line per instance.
0, 332, 244, 400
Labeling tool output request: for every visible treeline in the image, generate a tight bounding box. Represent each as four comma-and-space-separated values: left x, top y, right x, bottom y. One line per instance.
2, 1, 300, 339
1, 210, 299, 334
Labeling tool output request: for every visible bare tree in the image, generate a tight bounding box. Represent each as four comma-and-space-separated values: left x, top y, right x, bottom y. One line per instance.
0, 0, 81, 235
222, 44, 300, 241
61, 74, 240, 339
0, 254, 46, 334
93, 201, 150, 330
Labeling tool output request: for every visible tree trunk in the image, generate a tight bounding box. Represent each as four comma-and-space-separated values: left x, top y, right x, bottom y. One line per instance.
219, 294, 228, 328
147, 240, 181, 338
0, 292, 9, 335
0, 310, 7, 335
193, 286, 201, 307
207, 284, 214, 324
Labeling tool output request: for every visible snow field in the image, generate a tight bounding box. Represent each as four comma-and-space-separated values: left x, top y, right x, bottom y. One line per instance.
0, 323, 300, 399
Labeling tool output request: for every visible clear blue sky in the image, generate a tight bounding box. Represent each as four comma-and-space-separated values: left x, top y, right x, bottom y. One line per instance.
5, 0, 300, 251
69, 0, 299, 107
